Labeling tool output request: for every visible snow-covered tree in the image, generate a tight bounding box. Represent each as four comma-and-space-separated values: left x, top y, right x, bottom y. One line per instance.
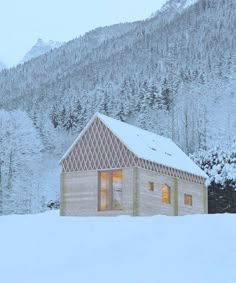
0, 110, 43, 214
191, 144, 236, 213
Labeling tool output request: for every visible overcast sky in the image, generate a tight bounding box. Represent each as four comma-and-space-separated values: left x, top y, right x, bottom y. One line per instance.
0, 0, 167, 66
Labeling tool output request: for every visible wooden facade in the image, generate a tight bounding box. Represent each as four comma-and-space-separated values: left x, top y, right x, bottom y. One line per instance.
60, 114, 207, 216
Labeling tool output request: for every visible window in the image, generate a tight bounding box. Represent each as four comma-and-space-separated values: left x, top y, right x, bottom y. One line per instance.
148, 182, 154, 191
99, 170, 122, 211
184, 194, 192, 206
100, 172, 110, 210
162, 184, 170, 204
112, 171, 122, 210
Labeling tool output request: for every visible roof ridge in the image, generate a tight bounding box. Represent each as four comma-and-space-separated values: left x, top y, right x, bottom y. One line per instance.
96, 112, 172, 142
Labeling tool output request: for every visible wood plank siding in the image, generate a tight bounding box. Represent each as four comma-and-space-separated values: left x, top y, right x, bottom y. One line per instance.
60, 168, 135, 216
136, 168, 206, 216
60, 167, 207, 216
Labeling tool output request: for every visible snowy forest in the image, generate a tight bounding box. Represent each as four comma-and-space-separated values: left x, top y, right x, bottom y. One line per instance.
0, 0, 236, 214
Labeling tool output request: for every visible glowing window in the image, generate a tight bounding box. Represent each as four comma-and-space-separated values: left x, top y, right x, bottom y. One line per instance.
100, 172, 110, 211
112, 170, 122, 210
184, 194, 192, 206
98, 170, 122, 211
148, 182, 154, 191
162, 184, 170, 204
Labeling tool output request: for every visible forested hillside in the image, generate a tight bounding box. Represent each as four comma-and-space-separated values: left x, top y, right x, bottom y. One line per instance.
0, 0, 235, 214
0, 62, 6, 71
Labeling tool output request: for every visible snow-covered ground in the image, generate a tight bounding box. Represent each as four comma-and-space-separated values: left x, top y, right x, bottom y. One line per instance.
0, 211, 236, 283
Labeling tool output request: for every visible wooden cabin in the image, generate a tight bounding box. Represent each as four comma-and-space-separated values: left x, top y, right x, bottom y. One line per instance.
60, 113, 207, 216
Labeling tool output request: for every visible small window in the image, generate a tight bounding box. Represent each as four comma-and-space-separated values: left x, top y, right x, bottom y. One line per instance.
184, 194, 192, 206
162, 184, 170, 204
148, 182, 154, 191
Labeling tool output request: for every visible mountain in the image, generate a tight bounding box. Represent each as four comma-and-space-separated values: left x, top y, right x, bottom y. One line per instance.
0, 0, 235, 142
0, 0, 235, 214
0, 0, 234, 149
20, 38, 65, 64
160, 0, 199, 12
150, 0, 199, 18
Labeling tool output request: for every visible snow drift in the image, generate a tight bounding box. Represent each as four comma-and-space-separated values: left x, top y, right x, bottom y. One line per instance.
0, 211, 235, 283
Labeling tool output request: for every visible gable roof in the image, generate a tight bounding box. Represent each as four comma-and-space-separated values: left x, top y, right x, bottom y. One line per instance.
60, 112, 207, 178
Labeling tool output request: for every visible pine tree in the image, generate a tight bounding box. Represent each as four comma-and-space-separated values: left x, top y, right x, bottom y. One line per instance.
50, 104, 60, 128
161, 78, 173, 112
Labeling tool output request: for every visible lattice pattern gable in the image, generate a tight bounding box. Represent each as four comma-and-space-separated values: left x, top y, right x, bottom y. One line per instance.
62, 118, 137, 172
137, 158, 205, 185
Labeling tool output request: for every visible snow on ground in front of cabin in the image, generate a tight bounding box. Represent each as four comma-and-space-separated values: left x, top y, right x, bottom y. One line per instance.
0, 211, 236, 283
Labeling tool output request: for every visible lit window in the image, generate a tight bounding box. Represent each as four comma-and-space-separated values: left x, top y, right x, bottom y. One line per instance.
99, 170, 122, 211
112, 170, 122, 210
162, 184, 170, 204
100, 172, 110, 210
148, 182, 154, 191
184, 194, 192, 206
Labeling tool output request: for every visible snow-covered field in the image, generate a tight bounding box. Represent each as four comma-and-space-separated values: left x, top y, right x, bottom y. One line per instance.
1, 212, 236, 283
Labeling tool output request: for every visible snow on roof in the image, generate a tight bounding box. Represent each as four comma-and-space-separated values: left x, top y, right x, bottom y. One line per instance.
61, 112, 207, 178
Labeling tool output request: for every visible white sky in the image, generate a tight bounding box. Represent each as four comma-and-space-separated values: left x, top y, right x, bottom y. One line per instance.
0, 0, 167, 66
